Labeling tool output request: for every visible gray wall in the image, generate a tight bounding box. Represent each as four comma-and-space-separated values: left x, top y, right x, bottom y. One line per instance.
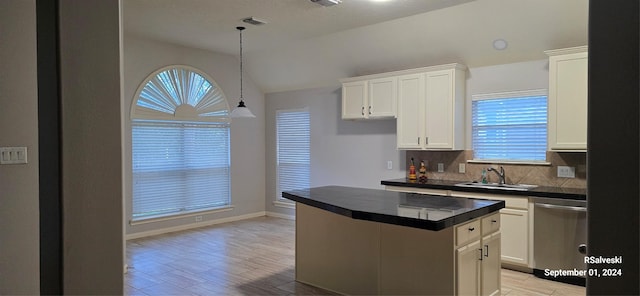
59, 0, 123, 293
0, 0, 40, 293
265, 87, 406, 217
123, 35, 266, 235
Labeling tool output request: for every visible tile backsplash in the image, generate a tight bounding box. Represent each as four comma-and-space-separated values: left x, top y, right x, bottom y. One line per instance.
406, 150, 586, 189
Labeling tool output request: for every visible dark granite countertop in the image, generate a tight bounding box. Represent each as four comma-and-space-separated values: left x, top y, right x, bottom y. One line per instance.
381, 178, 587, 200
282, 186, 505, 231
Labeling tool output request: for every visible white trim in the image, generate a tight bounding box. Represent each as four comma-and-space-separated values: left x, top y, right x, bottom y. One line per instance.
126, 211, 265, 240
129, 205, 235, 226
340, 63, 466, 83
266, 211, 296, 220
471, 89, 547, 101
544, 45, 588, 56
273, 200, 296, 209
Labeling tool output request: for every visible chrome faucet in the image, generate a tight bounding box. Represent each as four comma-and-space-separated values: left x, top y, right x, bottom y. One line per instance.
487, 166, 506, 185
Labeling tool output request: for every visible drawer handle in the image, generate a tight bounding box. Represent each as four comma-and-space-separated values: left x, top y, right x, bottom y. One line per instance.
468, 227, 475, 231
368, 106, 372, 114
361, 106, 365, 116
491, 219, 497, 223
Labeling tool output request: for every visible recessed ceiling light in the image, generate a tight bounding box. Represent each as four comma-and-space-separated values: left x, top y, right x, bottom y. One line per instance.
493, 39, 508, 50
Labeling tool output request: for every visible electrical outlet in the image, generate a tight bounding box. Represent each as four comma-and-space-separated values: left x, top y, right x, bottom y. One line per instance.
195, 215, 203, 222
458, 163, 466, 174
437, 163, 444, 173
387, 160, 393, 170
557, 166, 576, 178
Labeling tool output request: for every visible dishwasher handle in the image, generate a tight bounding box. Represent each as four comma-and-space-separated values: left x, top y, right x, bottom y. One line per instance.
535, 202, 587, 212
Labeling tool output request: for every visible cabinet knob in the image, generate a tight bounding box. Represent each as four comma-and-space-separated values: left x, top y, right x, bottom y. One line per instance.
578, 244, 587, 255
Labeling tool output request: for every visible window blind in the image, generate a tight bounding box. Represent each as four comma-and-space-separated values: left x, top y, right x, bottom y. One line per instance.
132, 121, 230, 219
276, 109, 310, 200
472, 92, 547, 162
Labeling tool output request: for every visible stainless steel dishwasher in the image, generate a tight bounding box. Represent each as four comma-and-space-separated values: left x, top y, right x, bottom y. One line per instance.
533, 196, 587, 286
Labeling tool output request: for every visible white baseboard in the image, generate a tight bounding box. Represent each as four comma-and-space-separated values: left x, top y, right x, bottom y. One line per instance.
126, 211, 267, 240
266, 211, 296, 220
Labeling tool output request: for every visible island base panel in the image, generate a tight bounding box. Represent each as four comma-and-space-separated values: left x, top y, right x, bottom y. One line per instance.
295, 203, 456, 295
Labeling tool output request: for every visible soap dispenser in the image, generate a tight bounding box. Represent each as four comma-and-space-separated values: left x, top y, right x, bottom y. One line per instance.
481, 169, 488, 184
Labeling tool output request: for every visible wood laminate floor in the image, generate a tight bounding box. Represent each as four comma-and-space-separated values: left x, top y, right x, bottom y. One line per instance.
125, 216, 586, 295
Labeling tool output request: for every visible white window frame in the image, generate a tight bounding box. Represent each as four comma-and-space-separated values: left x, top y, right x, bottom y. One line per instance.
275, 107, 310, 207
470, 89, 550, 165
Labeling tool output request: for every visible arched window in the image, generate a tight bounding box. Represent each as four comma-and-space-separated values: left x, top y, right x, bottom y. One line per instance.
130, 66, 231, 220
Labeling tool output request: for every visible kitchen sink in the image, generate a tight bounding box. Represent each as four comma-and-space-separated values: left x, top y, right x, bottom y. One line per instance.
455, 182, 538, 191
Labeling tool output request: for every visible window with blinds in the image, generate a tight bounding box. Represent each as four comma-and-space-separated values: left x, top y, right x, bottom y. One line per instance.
130, 66, 231, 220
132, 121, 230, 218
472, 90, 548, 162
276, 108, 310, 201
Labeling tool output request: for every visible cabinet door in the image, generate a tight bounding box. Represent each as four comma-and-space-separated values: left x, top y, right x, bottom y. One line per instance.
456, 240, 481, 296
397, 73, 424, 149
482, 233, 501, 296
342, 81, 367, 119
425, 69, 455, 149
500, 208, 529, 266
368, 77, 397, 118
548, 51, 588, 150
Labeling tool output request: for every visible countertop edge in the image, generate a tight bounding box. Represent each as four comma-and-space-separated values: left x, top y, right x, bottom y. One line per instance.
283, 189, 505, 231
381, 179, 587, 200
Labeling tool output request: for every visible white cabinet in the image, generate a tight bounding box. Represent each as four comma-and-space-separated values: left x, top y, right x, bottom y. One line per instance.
341, 81, 367, 119
397, 73, 424, 149
546, 46, 588, 151
481, 232, 501, 296
341, 77, 396, 119
397, 64, 466, 150
450, 191, 530, 268
499, 208, 529, 266
455, 214, 501, 296
368, 77, 397, 118
424, 69, 466, 149
456, 240, 481, 295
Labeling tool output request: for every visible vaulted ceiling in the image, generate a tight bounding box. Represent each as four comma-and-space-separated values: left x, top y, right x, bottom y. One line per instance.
123, 0, 588, 93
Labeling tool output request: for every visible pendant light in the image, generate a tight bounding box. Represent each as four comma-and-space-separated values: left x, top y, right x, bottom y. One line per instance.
230, 26, 256, 118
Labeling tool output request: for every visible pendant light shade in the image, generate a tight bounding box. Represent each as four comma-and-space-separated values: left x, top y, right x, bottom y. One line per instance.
230, 26, 256, 118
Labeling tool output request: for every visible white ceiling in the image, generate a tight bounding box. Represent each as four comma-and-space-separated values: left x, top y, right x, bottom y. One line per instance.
123, 0, 589, 93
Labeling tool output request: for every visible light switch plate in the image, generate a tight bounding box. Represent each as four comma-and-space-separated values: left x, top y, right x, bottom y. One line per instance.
437, 163, 444, 173
0, 147, 28, 165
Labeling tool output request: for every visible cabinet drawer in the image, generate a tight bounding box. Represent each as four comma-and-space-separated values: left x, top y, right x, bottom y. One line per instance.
456, 219, 481, 247
482, 213, 500, 236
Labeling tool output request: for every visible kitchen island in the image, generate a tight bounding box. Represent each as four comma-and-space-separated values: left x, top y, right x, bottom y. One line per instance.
283, 186, 505, 295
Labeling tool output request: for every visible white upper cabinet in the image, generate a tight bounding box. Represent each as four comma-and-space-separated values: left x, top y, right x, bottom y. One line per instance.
368, 77, 397, 118
397, 64, 466, 150
341, 77, 396, 120
397, 73, 424, 149
341, 80, 368, 119
423, 68, 465, 150
546, 46, 588, 151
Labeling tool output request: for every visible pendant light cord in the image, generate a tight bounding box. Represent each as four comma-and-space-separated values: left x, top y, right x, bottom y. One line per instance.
239, 27, 244, 100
